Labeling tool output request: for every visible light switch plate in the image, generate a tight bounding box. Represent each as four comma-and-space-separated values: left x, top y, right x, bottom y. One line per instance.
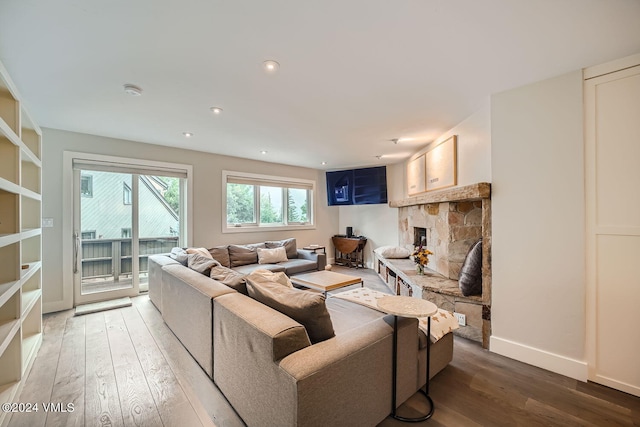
42, 218, 54, 228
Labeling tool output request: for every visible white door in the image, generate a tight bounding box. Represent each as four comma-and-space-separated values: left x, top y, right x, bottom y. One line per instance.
585, 62, 640, 397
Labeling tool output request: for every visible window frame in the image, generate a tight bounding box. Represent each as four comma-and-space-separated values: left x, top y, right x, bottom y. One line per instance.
222, 170, 315, 233
123, 182, 132, 205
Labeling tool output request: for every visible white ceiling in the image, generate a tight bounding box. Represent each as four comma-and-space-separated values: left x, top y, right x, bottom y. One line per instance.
1, 0, 639, 170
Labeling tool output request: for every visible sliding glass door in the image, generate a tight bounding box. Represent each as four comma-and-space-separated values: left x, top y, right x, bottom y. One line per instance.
73, 162, 185, 305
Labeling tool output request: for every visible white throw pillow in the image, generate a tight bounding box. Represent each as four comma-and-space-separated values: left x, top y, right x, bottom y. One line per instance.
374, 245, 411, 259
247, 269, 293, 288
257, 246, 288, 264
186, 247, 213, 259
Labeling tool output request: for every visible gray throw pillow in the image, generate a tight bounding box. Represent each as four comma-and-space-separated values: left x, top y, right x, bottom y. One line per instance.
169, 247, 188, 266
459, 239, 482, 296
208, 245, 231, 268
246, 277, 335, 344
187, 253, 220, 276
265, 238, 298, 259
210, 265, 247, 294
229, 243, 265, 267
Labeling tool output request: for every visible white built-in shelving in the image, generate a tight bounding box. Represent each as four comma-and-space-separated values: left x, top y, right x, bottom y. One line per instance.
0, 60, 43, 426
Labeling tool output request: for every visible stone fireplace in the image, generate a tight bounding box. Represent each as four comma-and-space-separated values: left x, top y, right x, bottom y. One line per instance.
388, 183, 492, 347
400, 201, 483, 280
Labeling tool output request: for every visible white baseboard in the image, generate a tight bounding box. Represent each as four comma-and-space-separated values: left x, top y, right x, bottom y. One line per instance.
43, 300, 72, 314
490, 336, 588, 381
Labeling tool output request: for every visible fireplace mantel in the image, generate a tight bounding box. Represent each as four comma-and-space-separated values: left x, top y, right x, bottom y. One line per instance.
389, 182, 491, 208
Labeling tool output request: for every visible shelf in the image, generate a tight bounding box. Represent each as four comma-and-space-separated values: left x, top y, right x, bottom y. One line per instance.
0, 281, 20, 308
21, 290, 40, 317
21, 187, 41, 201
20, 262, 41, 283
20, 144, 41, 167
21, 333, 41, 375
20, 109, 41, 161
0, 177, 20, 195
0, 382, 20, 419
0, 319, 20, 356
20, 229, 41, 240
21, 196, 41, 231
0, 233, 20, 248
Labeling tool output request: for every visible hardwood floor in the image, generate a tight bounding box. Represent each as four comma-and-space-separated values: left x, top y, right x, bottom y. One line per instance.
9, 268, 640, 427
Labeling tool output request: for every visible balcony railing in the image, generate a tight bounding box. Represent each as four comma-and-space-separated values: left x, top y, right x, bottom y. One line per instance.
81, 236, 179, 282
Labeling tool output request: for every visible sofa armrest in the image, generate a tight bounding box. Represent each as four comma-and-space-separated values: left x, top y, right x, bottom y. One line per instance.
296, 249, 327, 271
162, 264, 235, 378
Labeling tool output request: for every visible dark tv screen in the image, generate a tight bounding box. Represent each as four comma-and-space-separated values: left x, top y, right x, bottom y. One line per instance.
326, 166, 387, 206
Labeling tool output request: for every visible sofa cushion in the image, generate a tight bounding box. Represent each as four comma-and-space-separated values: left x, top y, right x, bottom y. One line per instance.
229, 243, 266, 267
188, 253, 220, 275
186, 247, 213, 258
258, 247, 288, 264
374, 245, 411, 259
247, 269, 293, 288
210, 265, 247, 294
169, 247, 189, 266
278, 259, 318, 276
208, 245, 231, 268
459, 239, 482, 296
232, 264, 286, 275
266, 238, 298, 259
246, 277, 335, 344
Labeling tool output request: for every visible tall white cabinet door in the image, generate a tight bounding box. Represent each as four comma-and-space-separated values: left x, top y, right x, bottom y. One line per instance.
585, 62, 640, 397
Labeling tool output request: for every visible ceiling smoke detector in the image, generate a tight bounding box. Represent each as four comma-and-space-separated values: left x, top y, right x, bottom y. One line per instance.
123, 84, 143, 96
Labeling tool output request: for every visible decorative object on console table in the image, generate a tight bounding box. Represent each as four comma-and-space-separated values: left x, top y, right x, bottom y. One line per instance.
332, 235, 367, 268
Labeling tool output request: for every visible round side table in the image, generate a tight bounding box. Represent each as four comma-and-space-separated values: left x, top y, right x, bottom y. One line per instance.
377, 295, 438, 422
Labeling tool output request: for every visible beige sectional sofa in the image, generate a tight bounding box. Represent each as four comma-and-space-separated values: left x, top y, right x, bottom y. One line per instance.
148, 239, 453, 427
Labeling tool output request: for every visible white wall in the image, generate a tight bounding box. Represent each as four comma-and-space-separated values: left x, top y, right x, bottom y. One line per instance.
42, 128, 339, 312
490, 70, 587, 380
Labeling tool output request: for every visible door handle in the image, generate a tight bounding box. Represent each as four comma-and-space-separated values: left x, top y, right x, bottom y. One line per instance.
73, 231, 79, 274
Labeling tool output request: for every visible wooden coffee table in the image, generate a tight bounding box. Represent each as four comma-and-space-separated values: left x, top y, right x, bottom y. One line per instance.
290, 270, 363, 296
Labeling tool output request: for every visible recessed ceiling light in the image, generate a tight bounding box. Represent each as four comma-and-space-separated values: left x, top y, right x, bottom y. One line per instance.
123, 84, 143, 96
210, 107, 223, 115
375, 155, 383, 160
263, 60, 280, 73
260, 150, 268, 155
183, 132, 193, 137
321, 161, 327, 165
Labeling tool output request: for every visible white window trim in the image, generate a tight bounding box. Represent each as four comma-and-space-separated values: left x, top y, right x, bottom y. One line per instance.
222, 170, 316, 234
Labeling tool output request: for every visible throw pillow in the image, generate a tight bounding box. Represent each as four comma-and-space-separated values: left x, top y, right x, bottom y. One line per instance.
247, 269, 293, 288
265, 238, 298, 259
187, 253, 220, 276
229, 243, 266, 267
257, 247, 288, 264
186, 247, 213, 259
208, 245, 231, 268
169, 247, 188, 266
459, 239, 482, 296
373, 246, 411, 259
210, 265, 247, 293
246, 277, 335, 344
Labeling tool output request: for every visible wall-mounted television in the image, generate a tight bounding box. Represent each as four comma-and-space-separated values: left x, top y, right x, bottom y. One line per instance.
326, 166, 387, 206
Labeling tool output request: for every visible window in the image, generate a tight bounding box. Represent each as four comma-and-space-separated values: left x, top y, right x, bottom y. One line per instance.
123, 183, 132, 205
81, 174, 93, 197
224, 171, 314, 232
81, 230, 96, 240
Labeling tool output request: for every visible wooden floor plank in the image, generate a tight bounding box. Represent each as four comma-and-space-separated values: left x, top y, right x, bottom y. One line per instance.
84, 312, 125, 427
132, 295, 236, 427
45, 315, 86, 427
119, 305, 203, 427
104, 310, 162, 427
